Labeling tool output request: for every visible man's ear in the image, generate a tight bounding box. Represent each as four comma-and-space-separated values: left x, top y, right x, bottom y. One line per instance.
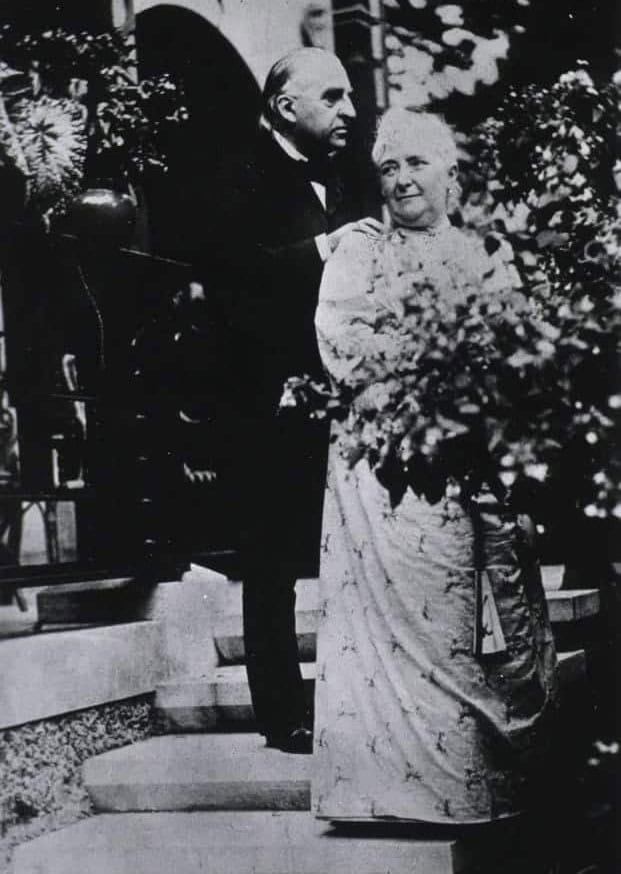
274, 92, 297, 126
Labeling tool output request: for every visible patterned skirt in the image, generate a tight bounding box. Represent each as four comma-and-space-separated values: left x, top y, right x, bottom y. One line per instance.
312, 453, 558, 824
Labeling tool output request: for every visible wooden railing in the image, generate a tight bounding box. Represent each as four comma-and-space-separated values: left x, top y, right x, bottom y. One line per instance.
0, 227, 237, 597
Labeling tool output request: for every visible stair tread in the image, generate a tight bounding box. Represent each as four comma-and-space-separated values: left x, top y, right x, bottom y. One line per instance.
83, 733, 312, 812
545, 588, 600, 621
215, 608, 318, 637
161, 650, 582, 693
85, 733, 311, 782
38, 578, 135, 595
154, 652, 584, 738
13, 811, 467, 874
160, 662, 316, 691
1, 621, 164, 729
213, 588, 600, 661
216, 583, 599, 623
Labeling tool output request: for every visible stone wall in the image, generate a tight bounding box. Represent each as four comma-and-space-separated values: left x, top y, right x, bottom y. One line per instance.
0, 695, 155, 874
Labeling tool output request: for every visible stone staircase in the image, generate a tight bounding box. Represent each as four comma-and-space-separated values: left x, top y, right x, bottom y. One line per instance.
11, 568, 598, 874
12, 811, 475, 874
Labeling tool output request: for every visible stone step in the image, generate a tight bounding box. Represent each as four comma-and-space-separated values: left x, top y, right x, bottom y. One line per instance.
12, 811, 470, 874
220, 577, 317, 614
156, 663, 316, 732
214, 583, 600, 663
30, 566, 598, 629
155, 651, 585, 733
221, 567, 596, 605
220, 568, 593, 614
0, 621, 166, 729
36, 577, 140, 625
35, 564, 228, 626
215, 609, 318, 663
544, 588, 601, 622
83, 733, 311, 812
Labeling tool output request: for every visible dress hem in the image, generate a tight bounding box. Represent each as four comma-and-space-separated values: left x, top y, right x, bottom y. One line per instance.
314, 810, 522, 826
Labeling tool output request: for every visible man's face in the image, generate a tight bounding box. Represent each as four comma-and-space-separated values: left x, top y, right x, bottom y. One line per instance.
378, 134, 454, 229
285, 58, 356, 155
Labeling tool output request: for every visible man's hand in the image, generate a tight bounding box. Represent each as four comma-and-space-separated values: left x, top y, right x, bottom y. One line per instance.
326, 217, 384, 253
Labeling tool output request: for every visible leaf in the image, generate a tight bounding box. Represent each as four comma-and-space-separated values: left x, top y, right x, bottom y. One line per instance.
436, 412, 470, 435
457, 403, 481, 416
506, 350, 535, 368
10, 95, 87, 217
536, 229, 570, 248
374, 451, 408, 508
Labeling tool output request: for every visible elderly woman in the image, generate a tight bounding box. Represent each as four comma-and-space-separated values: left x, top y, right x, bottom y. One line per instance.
311, 109, 558, 825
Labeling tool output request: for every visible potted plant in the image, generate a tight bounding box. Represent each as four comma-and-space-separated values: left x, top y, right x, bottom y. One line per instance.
0, 26, 188, 239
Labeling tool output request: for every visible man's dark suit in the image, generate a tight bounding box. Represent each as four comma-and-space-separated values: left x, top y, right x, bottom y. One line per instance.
210, 128, 367, 739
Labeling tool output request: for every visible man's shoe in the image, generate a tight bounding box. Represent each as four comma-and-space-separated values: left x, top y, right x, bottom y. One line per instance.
265, 726, 313, 754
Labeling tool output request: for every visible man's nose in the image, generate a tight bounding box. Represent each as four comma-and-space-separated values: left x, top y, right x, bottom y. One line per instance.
339, 95, 356, 119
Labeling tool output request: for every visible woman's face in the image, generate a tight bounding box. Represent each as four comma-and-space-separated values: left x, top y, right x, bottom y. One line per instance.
378, 133, 455, 229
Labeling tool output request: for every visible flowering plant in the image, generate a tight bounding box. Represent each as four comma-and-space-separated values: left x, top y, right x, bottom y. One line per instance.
459, 65, 620, 518
0, 27, 187, 220
462, 65, 618, 284
284, 217, 619, 516
285, 67, 620, 517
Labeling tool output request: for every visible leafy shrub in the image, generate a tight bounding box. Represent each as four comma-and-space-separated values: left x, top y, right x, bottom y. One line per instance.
285, 67, 620, 519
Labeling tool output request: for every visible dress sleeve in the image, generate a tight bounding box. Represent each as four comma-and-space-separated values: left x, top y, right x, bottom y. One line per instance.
315, 230, 378, 386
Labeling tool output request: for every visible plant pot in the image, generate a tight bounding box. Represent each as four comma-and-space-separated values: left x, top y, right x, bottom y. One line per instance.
67, 187, 137, 248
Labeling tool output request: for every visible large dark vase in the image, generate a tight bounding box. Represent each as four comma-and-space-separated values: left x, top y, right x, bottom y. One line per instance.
67, 187, 137, 248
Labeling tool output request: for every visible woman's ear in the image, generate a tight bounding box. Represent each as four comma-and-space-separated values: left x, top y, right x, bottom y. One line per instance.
274, 93, 297, 126
446, 165, 462, 214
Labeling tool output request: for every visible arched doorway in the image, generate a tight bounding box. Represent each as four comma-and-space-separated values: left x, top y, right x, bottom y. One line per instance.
136, 5, 262, 264
134, 6, 262, 561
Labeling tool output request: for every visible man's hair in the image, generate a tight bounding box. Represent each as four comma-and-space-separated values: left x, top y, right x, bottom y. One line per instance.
372, 108, 458, 168
262, 47, 332, 130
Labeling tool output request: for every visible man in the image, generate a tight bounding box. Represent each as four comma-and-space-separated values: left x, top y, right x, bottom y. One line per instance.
211, 48, 381, 753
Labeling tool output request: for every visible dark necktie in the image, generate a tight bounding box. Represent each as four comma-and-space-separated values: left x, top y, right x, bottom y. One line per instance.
300, 156, 343, 228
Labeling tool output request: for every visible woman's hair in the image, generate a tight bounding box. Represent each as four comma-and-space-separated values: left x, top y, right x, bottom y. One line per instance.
371, 108, 458, 169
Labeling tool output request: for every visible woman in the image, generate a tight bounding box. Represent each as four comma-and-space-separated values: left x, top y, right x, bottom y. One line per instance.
311, 109, 558, 824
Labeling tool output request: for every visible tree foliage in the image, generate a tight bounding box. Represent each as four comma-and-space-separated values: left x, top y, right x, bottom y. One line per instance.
382, 0, 616, 123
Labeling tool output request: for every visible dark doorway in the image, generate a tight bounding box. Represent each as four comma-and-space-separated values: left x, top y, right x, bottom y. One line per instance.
135, 6, 262, 561
136, 4, 262, 265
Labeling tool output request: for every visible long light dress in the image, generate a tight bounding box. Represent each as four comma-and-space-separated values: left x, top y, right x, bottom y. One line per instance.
311, 224, 558, 824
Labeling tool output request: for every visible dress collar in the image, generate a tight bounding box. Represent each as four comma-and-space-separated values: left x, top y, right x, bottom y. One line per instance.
393, 216, 452, 237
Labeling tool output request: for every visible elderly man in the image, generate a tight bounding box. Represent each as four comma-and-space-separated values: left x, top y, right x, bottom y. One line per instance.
211, 48, 381, 753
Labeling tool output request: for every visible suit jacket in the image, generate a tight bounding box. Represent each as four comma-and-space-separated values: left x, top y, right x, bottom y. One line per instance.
207, 129, 367, 576
213, 130, 364, 404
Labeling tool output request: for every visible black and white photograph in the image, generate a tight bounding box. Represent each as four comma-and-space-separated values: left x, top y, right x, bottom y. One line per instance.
0, 1, 618, 872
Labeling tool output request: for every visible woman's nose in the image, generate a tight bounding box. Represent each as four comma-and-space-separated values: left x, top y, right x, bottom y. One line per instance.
396, 166, 413, 188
